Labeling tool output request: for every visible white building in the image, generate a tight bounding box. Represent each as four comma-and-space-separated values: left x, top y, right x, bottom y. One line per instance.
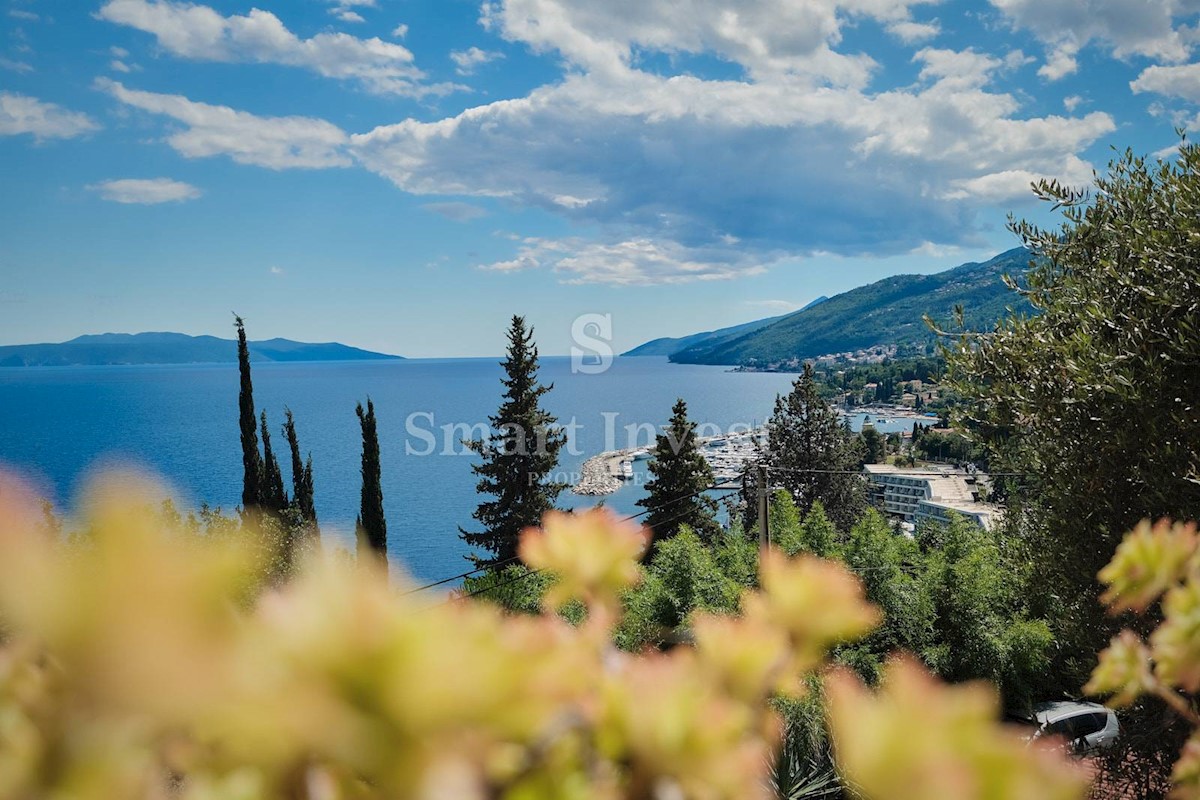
863, 464, 1000, 528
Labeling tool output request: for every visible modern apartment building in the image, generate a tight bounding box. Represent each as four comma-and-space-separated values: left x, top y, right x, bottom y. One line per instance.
863, 464, 1000, 528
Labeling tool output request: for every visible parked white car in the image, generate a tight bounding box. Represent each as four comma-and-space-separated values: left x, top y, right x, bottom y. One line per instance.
1028, 701, 1121, 755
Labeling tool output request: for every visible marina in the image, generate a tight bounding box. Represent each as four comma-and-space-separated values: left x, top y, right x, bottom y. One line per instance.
569, 408, 938, 496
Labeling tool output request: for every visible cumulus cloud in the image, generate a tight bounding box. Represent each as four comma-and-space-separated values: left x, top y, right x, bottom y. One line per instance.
89, 177, 202, 204
86, 0, 1120, 286
887, 19, 940, 44
481, 236, 768, 285
96, 0, 452, 96
0, 92, 99, 139
1132, 62, 1200, 102
1038, 42, 1079, 80
350, 56, 1113, 279
479, 0, 941, 86
449, 46, 504, 75
392, 24, 408, 39
990, 0, 1195, 80
98, 79, 350, 169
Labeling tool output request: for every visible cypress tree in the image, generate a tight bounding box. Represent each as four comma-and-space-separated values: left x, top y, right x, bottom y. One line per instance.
460, 316, 566, 568
637, 398, 719, 552
259, 411, 288, 514
766, 363, 866, 530
355, 398, 387, 563
234, 315, 262, 512
282, 407, 318, 534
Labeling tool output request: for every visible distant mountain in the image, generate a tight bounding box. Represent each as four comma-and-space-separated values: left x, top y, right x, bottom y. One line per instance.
0, 332, 403, 367
622, 296, 828, 357
670, 247, 1033, 366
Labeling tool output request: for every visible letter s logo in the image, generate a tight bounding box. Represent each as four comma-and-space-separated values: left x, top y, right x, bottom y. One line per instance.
571, 313, 613, 375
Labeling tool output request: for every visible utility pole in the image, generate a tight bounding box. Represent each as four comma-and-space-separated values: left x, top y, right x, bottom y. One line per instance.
756, 463, 770, 551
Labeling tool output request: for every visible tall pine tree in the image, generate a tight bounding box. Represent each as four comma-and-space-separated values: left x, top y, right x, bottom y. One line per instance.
259, 411, 288, 514
234, 315, 262, 512
283, 407, 318, 535
460, 316, 566, 568
766, 363, 865, 530
355, 398, 387, 564
637, 398, 719, 552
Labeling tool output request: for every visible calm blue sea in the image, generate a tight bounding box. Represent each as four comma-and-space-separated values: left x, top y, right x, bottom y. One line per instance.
0, 356, 925, 583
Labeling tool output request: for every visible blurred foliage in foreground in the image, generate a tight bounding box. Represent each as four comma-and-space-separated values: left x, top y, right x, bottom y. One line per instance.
1087, 519, 1200, 797
0, 470, 1085, 799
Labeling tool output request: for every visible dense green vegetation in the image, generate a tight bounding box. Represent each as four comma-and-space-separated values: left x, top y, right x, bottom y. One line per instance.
236, 316, 264, 513
355, 398, 387, 563
945, 143, 1200, 797
671, 248, 1033, 366
622, 312, 792, 356
282, 407, 318, 536
637, 398, 721, 551
760, 365, 865, 530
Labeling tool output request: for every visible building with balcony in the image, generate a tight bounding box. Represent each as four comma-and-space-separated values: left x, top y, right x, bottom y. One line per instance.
863, 464, 1000, 528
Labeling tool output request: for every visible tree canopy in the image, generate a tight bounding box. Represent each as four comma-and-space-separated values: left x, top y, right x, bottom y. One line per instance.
461, 316, 567, 567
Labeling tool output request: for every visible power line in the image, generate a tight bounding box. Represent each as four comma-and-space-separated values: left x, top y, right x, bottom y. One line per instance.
400, 555, 520, 596
448, 565, 546, 604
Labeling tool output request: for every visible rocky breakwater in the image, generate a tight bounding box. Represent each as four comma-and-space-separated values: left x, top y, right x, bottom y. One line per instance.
572, 448, 642, 496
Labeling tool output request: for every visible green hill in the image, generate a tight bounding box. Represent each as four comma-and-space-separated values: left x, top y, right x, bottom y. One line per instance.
622, 297, 827, 357
670, 247, 1033, 366
0, 332, 403, 367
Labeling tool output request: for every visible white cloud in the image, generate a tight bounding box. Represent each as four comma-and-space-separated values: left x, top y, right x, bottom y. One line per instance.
89, 177, 202, 204
481, 236, 768, 285
449, 46, 504, 75
332, 10, 365, 23
990, 0, 1195, 81
1063, 94, 1084, 112
98, 79, 351, 169
422, 201, 488, 221
914, 47, 1005, 88
97, 0, 453, 97
908, 241, 965, 258
1037, 42, 1079, 80
81, 0, 1120, 286
392, 24, 409, 39
744, 298, 802, 311
351, 57, 1114, 278
0, 58, 34, 73
887, 20, 940, 44
8, 9, 38, 21
0, 92, 99, 140
270, 265, 285, 275
1132, 62, 1200, 103
1153, 142, 1181, 159
111, 46, 130, 58
942, 155, 1096, 201
480, 0, 940, 87
110, 59, 133, 72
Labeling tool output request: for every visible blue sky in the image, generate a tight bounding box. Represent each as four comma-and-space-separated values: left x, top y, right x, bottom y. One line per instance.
0, 0, 1195, 357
